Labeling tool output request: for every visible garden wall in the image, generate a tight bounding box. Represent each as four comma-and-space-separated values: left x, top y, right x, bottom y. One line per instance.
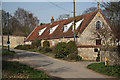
100, 50, 120, 66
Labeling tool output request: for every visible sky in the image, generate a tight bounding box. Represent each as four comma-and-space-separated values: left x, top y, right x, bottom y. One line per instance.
2, 2, 98, 23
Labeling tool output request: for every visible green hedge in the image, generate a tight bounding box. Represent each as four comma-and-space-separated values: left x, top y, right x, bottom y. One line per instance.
66, 41, 78, 54
67, 53, 82, 61
54, 42, 68, 58
31, 40, 41, 48
14, 45, 31, 50
54, 41, 81, 60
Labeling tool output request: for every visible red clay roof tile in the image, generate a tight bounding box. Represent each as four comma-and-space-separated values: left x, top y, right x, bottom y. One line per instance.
25, 10, 99, 41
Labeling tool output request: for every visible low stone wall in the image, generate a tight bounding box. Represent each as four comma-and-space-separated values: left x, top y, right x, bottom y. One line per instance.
2, 35, 26, 48
100, 50, 120, 66
78, 47, 98, 60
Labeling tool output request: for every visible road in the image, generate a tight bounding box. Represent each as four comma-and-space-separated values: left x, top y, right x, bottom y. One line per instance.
7, 49, 114, 79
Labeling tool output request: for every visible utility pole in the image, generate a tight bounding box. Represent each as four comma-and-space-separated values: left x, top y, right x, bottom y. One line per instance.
7, 12, 10, 51
2, 10, 3, 51
73, 0, 76, 42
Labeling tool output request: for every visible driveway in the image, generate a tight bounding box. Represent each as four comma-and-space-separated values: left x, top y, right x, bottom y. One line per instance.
7, 49, 114, 78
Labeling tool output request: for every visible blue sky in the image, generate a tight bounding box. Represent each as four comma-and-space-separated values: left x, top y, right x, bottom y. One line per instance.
2, 2, 97, 23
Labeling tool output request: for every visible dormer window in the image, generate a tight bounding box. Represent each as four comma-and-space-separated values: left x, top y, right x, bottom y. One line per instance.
72, 18, 84, 31
50, 28, 53, 34
63, 21, 73, 32
50, 25, 59, 34
39, 27, 47, 36
96, 21, 101, 30
63, 25, 67, 32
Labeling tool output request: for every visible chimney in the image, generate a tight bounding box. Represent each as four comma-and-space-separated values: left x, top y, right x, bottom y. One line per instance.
51, 16, 54, 23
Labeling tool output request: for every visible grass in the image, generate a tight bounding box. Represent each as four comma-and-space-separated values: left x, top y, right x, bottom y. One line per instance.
87, 62, 120, 78
2, 49, 16, 56
2, 60, 49, 79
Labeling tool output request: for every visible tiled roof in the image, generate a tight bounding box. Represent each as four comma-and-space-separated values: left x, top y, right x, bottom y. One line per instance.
77, 45, 101, 48
25, 10, 99, 41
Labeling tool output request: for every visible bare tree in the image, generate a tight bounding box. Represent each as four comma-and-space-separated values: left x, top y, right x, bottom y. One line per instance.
90, 22, 114, 48
56, 14, 70, 21
101, 2, 120, 45
82, 7, 97, 14
14, 8, 39, 36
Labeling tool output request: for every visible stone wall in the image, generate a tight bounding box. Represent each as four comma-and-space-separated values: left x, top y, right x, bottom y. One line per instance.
100, 50, 120, 66
41, 38, 74, 47
78, 47, 99, 60
2, 35, 26, 48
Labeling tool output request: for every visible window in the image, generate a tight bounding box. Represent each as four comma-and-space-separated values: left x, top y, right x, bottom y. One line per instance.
52, 40, 55, 46
72, 18, 84, 31
50, 25, 59, 34
63, 21, 73, 32
59, 39, 61, 42
39, 27, 47, 35
63, 25, 67, 32
67, 39, 70, 43
96, 21, 101, 30
96, 39, 101, 45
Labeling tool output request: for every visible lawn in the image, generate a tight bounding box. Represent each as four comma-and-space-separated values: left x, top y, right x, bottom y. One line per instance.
2, 60, 49, 79
87, 62, 120, 78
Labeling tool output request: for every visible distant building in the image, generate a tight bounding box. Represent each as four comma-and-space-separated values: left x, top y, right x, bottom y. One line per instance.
25, 9, 112, 60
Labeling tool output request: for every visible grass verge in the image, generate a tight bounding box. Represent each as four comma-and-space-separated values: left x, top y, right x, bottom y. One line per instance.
87, 62, 120, 78
2, 49, 16, 56
2, 60, 49, 79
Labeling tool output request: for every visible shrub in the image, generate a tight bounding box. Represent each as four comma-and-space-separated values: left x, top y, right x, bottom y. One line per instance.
54, 42, 68, 58
66, 41, 78, 54
67, 53, 82, 61
96, 52, 100, 62
44, 47, 52, 53
14, 45, 30, 50
43, 41, 50, 48
31, 40, 41, 48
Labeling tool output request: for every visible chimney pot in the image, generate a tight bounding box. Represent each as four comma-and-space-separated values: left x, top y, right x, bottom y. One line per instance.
51, 16, 54, 23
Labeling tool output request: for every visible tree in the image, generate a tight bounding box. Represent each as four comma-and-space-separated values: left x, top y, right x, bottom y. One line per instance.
101, 2, 120, 45
82, 7, 97, 14
2, 8, 39, 37
2, 10, 13, 35
56, 14, 70, 21
91, 23, 114, 47
14, 8, 39, 36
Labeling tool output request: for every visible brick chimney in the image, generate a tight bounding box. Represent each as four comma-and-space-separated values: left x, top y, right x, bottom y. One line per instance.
51, 16, 54, 23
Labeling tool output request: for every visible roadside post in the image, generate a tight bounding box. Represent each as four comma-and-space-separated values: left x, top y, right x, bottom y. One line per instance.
105, 57, 107, 67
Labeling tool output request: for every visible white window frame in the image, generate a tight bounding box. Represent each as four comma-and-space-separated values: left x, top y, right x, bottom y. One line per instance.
72, 18, 84, 31
50, 25, 59, 34
67, 39, 70, 43
52, 40, 55, 46
39, 27, 47, 36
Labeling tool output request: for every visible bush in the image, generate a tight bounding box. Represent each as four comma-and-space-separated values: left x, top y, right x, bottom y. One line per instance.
31, 40, 41, 48
67, 41, 78, 54
43, 41, 50, 48
96, 52, 100, 62
44, 47, 52, 53
54, 42, 68, 58
15, 45, 31, 50
67, 53, 82, 61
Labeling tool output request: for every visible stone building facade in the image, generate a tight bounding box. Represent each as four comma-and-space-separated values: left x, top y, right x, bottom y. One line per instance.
1, 35, 26, 48
25, 9, 112, 60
